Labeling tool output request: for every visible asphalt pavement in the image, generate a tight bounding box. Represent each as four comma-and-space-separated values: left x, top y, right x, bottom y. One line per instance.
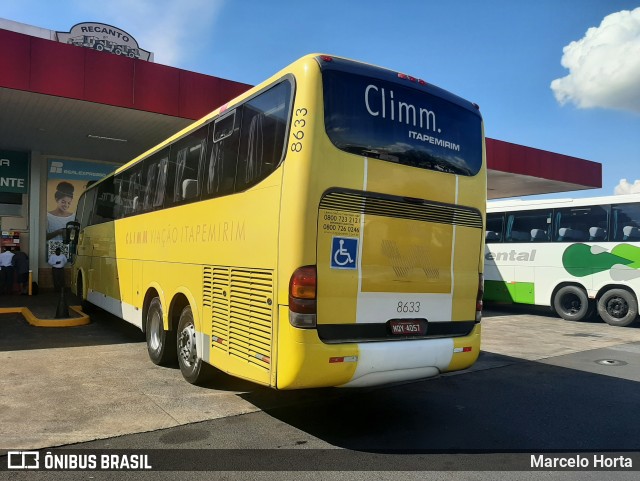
1, 295, 640, 479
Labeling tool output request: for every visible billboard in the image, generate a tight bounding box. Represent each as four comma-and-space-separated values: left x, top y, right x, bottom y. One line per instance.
46, 159, 117, 257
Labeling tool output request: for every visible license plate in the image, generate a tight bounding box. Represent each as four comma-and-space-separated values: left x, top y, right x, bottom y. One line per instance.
389, 319, 426, 336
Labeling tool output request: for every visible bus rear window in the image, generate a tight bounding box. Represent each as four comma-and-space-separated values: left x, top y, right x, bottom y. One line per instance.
323, 70, 482, 176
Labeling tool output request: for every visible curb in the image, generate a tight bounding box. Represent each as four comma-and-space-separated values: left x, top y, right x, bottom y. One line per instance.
0, 306, 90, 327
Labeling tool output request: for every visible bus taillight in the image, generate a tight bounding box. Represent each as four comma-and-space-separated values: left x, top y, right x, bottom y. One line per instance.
289, 266, 317, 328
476, 273, 484, 323
398, 73, 427, 86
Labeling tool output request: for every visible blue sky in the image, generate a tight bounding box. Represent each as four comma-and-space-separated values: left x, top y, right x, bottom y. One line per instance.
3, 0, 639, 198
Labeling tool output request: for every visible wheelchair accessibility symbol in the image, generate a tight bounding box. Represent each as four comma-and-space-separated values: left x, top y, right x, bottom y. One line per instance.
331, 237, 358, 270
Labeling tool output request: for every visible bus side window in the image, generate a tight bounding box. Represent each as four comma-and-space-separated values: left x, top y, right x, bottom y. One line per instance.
243, 111, 264, 184
204, 110, 240, 198
506, 210, 551, 242
611, 203, 640, 241
166, 125, 208, 205
174, 148, 187, 202
114, 161, 144, 217
555, 205, 607, 242
153, 157, 168, 208
113, 176, 124, 219
77, 188, 96, 228
79, 188, 97, 227
236, 80, 292, 192
75, 193, 87, 224
92, 177, 116, 224
127, 168, 143, 215
485, 213, 504, 243
140, 149, 169, 211
142, 162, 158, 211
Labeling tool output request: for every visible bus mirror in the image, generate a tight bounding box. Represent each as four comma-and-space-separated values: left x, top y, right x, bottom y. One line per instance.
65, 221, 81, 245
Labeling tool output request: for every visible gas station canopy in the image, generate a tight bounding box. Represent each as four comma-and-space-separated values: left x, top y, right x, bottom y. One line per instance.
0, 27, 601, 199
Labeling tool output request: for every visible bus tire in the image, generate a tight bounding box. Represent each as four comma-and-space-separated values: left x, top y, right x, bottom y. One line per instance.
553, 285, 591, 322
597, 289, 638, 327
146, 297, 177, 366
177, 305, 213, 385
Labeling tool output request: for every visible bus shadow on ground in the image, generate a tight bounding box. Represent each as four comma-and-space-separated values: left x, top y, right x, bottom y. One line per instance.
243, 355, 640, 452
484, 302, 559, 319
0, 307, 145, 352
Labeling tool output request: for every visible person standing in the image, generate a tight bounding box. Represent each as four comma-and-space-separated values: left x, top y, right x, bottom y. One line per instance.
48, 247, 68, 290
12, 248, 29, 295
0, 247, 15, 294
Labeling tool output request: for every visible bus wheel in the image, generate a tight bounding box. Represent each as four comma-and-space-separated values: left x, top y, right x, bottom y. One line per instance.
597, 289, 638, 327
553, 286, 591, 321
177, 305, 213, 385
146, 297, 177, 366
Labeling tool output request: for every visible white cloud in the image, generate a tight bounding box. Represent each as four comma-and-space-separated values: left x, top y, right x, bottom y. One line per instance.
74, 0, 225, 67
550, 8, 640, 113
614, 179, 640, 195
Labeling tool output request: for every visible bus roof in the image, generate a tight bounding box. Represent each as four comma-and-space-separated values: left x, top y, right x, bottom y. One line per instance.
316, 55, 482, 116
85, 53, 482, 191
487, 193, 640, 212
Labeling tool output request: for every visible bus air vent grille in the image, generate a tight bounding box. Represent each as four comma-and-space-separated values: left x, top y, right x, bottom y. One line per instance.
202, 266, 273, 370
228, 268, 273, 370
319, 190, 483, 229
203, 266, 231, 353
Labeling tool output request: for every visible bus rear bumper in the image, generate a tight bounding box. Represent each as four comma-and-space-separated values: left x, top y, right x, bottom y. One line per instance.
337, 337, 451, 388
277, 307, 481, 389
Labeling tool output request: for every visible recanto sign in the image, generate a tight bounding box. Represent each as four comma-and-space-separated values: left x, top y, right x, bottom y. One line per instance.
56, 23, 153, 61
78, 25, 132, 42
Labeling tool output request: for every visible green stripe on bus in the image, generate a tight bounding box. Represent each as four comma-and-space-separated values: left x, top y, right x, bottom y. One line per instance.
562, 243, 634, 277
484, 280, 535, 304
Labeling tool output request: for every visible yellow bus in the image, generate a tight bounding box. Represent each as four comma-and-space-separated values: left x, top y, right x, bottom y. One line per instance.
69, 54, 486, 389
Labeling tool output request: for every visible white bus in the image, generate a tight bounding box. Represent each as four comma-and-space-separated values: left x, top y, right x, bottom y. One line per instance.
484, 194, 640, 327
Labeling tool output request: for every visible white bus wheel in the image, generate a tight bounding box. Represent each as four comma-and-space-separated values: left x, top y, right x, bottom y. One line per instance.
177, 305, 214, 385
553, 286, 591, 322
146, 297, 176, 365
597, 289, 638, 327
